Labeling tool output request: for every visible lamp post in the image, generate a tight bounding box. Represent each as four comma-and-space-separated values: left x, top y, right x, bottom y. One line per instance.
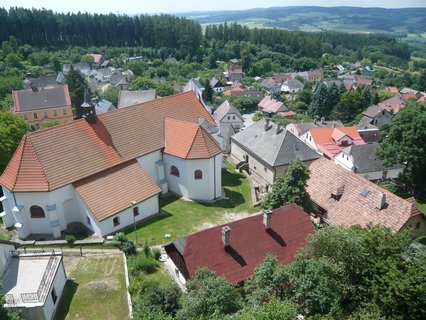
131, 200, 138, 244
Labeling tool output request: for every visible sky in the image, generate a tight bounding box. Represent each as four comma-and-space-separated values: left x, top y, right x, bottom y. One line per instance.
2, 0, 425, 15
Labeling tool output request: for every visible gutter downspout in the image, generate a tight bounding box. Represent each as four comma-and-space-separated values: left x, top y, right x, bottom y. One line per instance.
214, 155, 217, 199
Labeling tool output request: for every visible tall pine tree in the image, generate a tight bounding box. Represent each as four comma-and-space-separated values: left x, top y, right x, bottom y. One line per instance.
66, 66, 88, 119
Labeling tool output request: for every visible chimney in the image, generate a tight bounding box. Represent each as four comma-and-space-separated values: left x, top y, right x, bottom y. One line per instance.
264, 119, 270, 131
222, 226, 231, 247
263, 209, 272, 229
31, 85, 38, 92
321, 117, 325, 124
376, 192, 386, 210
275, 123, 281, 135
313, 118, 317, 125
333, 122, 336, 128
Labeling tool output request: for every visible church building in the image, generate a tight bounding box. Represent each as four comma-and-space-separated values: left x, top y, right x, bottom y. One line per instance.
0, 92, 223, 239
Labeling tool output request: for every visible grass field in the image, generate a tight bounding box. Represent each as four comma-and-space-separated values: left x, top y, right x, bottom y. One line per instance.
125, 162, 256, 246
55, 254, 129, 320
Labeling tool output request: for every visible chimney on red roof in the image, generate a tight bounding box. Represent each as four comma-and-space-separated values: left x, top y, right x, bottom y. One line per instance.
376, 192, 386, 210
263, 209, 272, 229
222, 226, 231, 247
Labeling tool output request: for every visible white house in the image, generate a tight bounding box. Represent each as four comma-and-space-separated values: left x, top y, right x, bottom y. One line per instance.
0, 92, 223, 239
1, 242, 67, 320
334, 142, 404, 181
214, 100, 244, 154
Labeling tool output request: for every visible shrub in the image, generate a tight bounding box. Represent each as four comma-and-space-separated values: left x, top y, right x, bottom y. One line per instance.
65, 235, 76, 244
143, 242, 151, 257
130, 254, 159, 275
114, 232, 128, 244
122, 240, 137, 256
152, 248, 161, 260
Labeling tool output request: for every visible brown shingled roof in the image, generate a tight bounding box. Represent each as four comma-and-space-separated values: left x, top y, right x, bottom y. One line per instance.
307, 158, 416, 232
164, 118, 222, 159
73, 160, 160, 222
0, 92, 217, 192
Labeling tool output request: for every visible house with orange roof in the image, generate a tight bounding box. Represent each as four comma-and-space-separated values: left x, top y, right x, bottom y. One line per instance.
0, 92, 223, 239
307, 158, 425, 237
301, 126, 365, 158
90, 53, 104, 66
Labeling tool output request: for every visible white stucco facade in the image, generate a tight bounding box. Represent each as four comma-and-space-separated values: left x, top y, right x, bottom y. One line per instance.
1, 143, 222, 239
334, 151, 403, 181
164, 153, 222, 201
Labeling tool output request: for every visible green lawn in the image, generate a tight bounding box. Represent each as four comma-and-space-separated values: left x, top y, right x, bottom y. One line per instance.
125, 162, 256, 246
55, 254, 129, 320
0, 221, 13, 241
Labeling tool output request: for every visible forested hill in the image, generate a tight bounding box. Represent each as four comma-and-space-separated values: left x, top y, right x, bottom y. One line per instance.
0, 7, 411, 69
180, 6, 426, 35
0, 8, 201, 55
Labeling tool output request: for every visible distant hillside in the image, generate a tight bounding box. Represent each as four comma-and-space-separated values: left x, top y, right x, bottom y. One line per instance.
179, 6, 426, 35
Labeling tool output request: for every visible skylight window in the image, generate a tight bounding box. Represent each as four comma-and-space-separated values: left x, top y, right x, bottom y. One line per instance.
360, 188, 370, 197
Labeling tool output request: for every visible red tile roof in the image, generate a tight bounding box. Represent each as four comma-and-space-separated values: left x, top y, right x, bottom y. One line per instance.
307, 158, 419, 232
166, 204, 314, 283
310, 127, 365, 158
258, 96, 288, 113
0, 92, 217, 192
164, 118, 222, 159
73, 160, 160, 221
91, 54, 103, 64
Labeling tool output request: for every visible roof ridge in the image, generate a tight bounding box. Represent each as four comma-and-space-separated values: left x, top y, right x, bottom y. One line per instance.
1, 135, 27, 190
187, 126, 203, 158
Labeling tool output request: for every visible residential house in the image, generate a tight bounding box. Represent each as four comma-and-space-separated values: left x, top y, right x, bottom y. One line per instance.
307, 158, 425, 237
164, 204, 315, 285
117, 90, 157, 108
355, 105, 392, 142
295, 71, 309, 82
226, 59, 244, 82
362, 66, 374, 75
307, 69, 323, 82
387, 86, 399, 94
258, 96, 289, 115
111, 75, 130, 91
362, 105, 392, 128
0, 92, 223, 239
95, 99, 116, 114
210, 78, 225, 93
183, 78, 205, 106
63, 62, 91, 76
231, 119, 320, 189
24, 73, 65, 89
11, 85, 73, 130
259, 77, 280, 93
301, 126, 366, 158
90, 54, 104, 66
356, 119, 381, 143
332, 65, 345, 74
272, 73, 293, 84
90, 68, 113, 83
1, 241, 67, 320
281, 79, 304, 93
377, 95, 405, 114
214, 101, 244, 154
230, 90, 263, 101
286, 118, 343, 139
400, 87, 420, 96
334, 142, 404, 180
354, 75, 373, 89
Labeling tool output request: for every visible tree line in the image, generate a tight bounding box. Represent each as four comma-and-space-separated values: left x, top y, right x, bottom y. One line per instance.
0, 8, 201, 56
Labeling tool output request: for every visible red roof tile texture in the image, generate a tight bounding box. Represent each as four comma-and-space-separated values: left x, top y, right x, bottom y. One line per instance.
310, 127, 365, 158
307, 158, 418, 232
0, 92, 217, 192
164, 118, 222, 159
177, 204, 314, 283
73, 160, 160, 221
